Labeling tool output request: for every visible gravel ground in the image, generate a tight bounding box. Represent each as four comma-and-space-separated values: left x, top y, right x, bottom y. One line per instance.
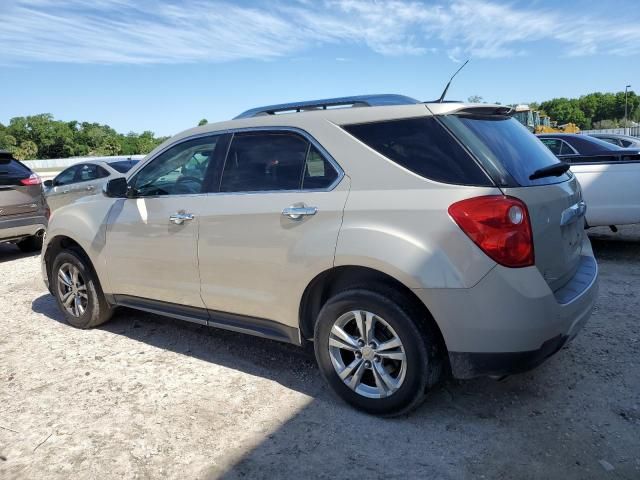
1, 225, 639, 479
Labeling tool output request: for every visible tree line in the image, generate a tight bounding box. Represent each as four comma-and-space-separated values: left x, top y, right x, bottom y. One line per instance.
1, 91, 637, 160
531, 90, 639, 129
0, 113, 170, 160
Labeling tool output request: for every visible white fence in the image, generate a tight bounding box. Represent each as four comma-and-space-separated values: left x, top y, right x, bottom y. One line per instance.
23, 154, 145, 170
581, 127, 640, 137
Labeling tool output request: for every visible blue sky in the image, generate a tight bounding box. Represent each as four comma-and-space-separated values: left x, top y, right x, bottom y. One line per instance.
1, 0, 639, 136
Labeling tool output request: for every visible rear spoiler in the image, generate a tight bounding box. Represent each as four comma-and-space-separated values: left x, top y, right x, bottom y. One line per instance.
452, 105, 514, 116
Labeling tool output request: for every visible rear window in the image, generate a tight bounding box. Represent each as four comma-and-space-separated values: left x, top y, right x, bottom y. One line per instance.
0, 158, 31, 185
442, 115, 570, 186
343, 117, 492, 186
110, 160, 139, 173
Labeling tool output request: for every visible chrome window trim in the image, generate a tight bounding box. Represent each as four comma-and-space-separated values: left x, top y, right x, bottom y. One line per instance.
129, 126, 345, 197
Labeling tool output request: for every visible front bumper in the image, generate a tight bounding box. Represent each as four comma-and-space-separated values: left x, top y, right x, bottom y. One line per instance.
414, 241, 599, 379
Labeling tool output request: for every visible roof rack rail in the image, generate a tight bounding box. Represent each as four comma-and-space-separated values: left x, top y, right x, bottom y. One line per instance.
233, 94, 420, 119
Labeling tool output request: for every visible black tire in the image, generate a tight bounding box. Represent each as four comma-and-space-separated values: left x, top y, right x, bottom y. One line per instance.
51, 249, 113, 329
314, 288, 441, 416
17, 233, 43, 252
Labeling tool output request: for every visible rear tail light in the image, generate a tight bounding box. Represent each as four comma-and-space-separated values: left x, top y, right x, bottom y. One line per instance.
448, 195, 534, 268
20, 173, 42, 186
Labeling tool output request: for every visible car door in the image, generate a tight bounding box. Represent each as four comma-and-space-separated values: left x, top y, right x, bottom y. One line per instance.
104, 134, 226, 313
568, 156, 640, 226
197, 129, 349, 333
46, 165, 80, 211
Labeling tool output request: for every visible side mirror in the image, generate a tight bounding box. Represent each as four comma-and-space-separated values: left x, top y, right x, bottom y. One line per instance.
104, 177, 129, 198
43, 179, 53, 188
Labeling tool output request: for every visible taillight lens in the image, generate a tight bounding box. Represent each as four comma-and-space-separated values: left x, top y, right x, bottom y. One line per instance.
448, 195, 534, 268
20, 173, 42, 186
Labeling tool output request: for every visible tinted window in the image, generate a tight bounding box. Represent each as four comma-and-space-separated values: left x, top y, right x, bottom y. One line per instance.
443, 116, 569, 186
220, 132, 308, 192
0, 158, 31, 185
302, 146, 339, 189
559, 141, 576, 156
133, 136, 219, 196
540, 138, 562, 155
76, 164, 108, 182
54, 166, 79, 186
344, 117, 491, 186
620, 139, 633, 147
110, 160, 139, 173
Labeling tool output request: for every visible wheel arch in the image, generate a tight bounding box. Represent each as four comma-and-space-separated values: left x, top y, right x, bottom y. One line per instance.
299, 265, 449, 362
44, 235, 102, 296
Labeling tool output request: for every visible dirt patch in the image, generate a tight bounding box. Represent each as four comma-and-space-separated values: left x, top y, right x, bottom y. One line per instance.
1, 226, 639, 479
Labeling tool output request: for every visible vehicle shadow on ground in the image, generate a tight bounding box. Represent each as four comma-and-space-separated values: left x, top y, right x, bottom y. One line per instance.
0, 244, 39, 263
588, 225, 640, 262
31, 292, 590, 479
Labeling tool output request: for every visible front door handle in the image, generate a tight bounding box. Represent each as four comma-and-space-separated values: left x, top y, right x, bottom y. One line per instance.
169, 212, 195, 225
282, 205, 318, 220
86, 185, 95, 191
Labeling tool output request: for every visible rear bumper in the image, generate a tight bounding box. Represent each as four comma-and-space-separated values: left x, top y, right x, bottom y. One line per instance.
414, 240, 599, 379
0, 214, 47, 242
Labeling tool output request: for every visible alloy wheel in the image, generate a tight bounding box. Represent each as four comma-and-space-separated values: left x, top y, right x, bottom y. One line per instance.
328, 310, 407, 399
57, 263, 88, 318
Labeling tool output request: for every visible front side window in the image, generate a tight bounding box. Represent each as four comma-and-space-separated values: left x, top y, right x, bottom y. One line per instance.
220, 132, 309, 192
133, 136, 220, 196
54, 166, 79, 186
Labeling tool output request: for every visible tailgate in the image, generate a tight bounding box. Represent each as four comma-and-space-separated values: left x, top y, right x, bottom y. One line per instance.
503, 175, 585, 291
0, 160, 41, 217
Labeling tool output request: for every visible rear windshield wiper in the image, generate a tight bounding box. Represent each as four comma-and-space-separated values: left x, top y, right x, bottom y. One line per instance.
529, 162, 570, 180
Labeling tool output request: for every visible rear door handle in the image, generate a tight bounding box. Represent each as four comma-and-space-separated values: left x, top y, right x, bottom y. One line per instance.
282, 205, 318, 220
86, 185, 95, 191
169, 212, 194, 225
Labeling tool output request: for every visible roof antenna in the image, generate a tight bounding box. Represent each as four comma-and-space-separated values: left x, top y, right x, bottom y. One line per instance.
437, 59, 469, 103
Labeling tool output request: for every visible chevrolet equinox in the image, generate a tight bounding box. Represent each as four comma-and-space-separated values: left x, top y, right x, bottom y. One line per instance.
42, 95, 599, 416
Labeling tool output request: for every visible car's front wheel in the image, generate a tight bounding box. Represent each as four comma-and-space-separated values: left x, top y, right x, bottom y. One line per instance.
51, 249, 113, 329
314, 288, 442, 416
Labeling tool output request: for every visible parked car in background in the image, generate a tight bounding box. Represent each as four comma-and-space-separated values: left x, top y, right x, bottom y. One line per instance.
587, 132, 640, 148
537, 133, 640, 228
42, 95, 598, 416
44, 158, 139, 211
0, 150, 47, 252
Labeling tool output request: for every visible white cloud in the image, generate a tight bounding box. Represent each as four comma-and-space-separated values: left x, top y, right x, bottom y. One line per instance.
0, 0, 639, 65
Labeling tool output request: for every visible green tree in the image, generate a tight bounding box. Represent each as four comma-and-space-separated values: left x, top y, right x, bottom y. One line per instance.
198, 118, 208, 126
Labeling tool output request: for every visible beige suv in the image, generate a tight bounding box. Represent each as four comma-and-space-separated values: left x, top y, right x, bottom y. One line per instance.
42, 95, 598, 416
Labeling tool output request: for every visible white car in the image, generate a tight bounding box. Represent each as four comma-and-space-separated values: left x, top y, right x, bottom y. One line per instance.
538, 134, 640, 228
44, 158, 139, 211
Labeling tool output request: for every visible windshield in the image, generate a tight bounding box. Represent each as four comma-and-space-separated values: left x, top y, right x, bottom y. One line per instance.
441, 115, 570, 187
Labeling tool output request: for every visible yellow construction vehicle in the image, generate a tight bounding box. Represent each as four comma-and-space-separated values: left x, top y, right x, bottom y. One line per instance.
513, 105, 580, 134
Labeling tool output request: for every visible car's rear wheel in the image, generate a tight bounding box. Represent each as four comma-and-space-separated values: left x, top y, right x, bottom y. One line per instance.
51, 249, 113, 329
314, 288, 441, 416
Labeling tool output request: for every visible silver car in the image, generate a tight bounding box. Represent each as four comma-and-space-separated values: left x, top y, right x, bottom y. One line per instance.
41, 95, 598, 416
44, 158, 139, 211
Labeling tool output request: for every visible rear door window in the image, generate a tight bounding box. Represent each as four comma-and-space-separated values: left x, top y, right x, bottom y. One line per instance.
220, 132, 309, 192
540, 138, 562, 155
344, 117, 492, 186
442, 115, 570, 186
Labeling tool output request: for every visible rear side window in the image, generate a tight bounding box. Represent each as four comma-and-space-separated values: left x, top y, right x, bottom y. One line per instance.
220, 132, 308, 192
442, 116, 570, 186
302, 146, 339, 189
343, 117, 491, 186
